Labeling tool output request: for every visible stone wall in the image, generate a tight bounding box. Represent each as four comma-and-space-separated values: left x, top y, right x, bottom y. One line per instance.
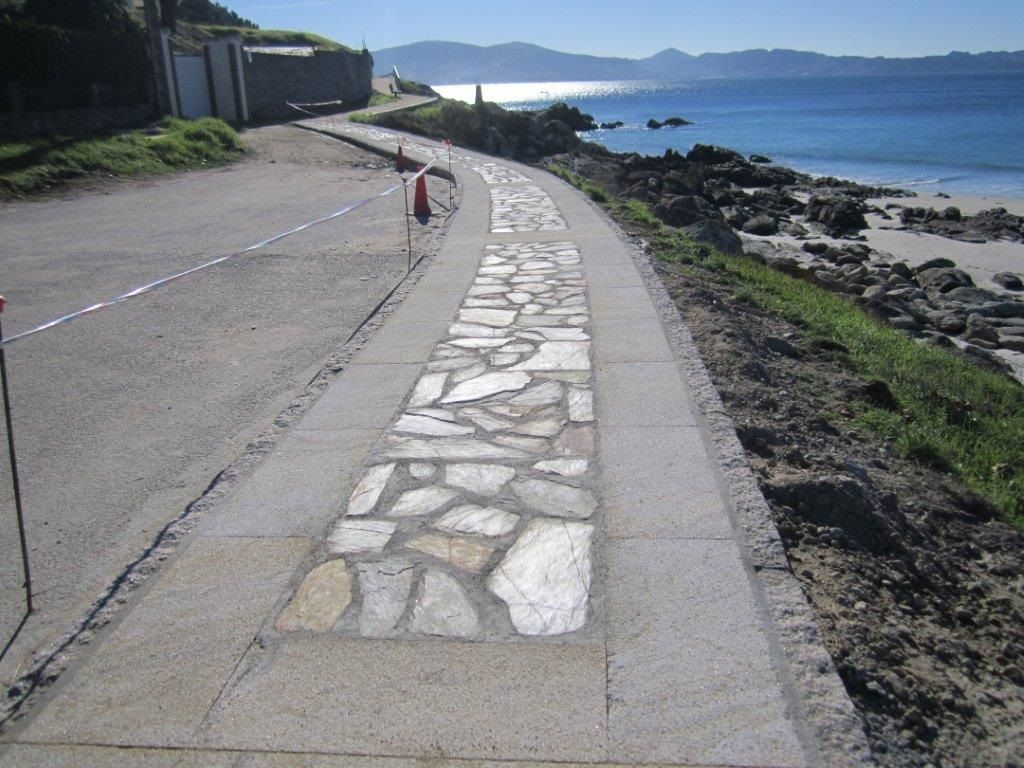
243, 49, 373, 122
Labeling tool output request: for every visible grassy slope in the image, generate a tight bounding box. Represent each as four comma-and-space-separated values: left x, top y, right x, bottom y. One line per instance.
0, 118, 243, 197
549, 164, 1024, 527
196, 25, 356, 53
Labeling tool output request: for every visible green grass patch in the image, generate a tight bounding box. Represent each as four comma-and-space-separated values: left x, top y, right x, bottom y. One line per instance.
368, 92, 399, 107
548, 164, 1024, 526
198, 26, 356, 52
0, 117, 243, 197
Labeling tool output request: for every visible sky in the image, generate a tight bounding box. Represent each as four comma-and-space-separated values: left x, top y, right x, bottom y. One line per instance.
226, 0, 1024, 58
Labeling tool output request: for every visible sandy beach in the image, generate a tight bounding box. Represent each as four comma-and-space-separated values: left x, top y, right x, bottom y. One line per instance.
746, 191, 1024, 295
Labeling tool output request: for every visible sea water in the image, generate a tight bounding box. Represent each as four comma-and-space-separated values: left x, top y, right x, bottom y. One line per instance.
434, 74, 1024, 198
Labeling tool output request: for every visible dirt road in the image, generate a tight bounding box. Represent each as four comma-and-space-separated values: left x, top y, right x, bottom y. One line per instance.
0, 125, 451, 683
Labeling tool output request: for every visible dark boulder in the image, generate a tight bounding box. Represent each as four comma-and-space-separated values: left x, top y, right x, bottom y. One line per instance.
662, 116, 693, 127
539, 103, 597, 131
646, 119, 662, 129
993, 272, 1024, 291
750, 154, 773, 164
742, 214, 779, 236
599, 121, 624, 130
805, 195, 867, 235
682, 218, 743, 255
916, 267, 975, 294
914, 257, 957, 273
686, 144, 745, 165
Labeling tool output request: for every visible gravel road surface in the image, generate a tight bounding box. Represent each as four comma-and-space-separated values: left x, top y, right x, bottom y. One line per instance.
0, 125, 451, 683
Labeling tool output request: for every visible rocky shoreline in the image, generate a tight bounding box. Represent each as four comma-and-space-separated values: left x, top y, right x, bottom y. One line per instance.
555, 142, 1024, 381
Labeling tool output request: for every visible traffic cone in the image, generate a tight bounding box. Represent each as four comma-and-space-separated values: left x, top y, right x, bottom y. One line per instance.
413, 166, 431, 217
396, 143, 405, 172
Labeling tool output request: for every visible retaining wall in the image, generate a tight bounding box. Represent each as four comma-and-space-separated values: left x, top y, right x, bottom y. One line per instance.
244, 50, 373, 122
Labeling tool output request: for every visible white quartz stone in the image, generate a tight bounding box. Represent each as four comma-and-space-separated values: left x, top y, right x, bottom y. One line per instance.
494, 434, 548, 453
388, 485, 459, 517
509, 380, 563, 406
410, 569, 479, 638
384, 435, 529, 460
345, 463, 396, 517
567, 388, 594, 422
328, 519, 398, 554
409, 462, 436, 479
511, 418, 564, 437
447, 323, 509, 338
447, 337, 512, 349
510, 478, 597, 519
451, 361, 488, 383
427, 356, 479, 372
393, 413, 475, 437
489, 352, 520, 366
444, 463, 515, 496
533, 458, 588, 477
408, 407, 455, 422
441, 371, 531, 404
511, 341, 591, 371
357, 559, 415, 637
409, 372, 447, 407
487, 518, 593, 635
529, 327, 590, 341
458, 308, 518, 327
459, 408, 514, 432
435, 504, 520, 536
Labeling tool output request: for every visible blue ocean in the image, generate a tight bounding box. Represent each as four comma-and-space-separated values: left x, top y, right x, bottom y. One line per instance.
435, 74, 1024, 197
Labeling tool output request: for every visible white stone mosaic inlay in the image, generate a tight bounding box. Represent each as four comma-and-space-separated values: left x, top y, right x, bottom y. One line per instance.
489, 186, 567, 233
278, 242, 598, 640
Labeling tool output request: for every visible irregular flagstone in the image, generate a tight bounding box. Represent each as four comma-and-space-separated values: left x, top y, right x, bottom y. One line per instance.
388, 485, 460, 517
494, 434, 549, 453
408, 407, 456, 422
393, 414, 475, 437
511, 418, 564, 437
406, 532, 495, 573
459, 407, 514, 432
567, 388, 595, 422
512, 342, 593, 370
487, 518, 593, 635
409, 373, 447, 407
534, 458, 588, 477
410, 569, 480, 638
384, 435, 529, 460
554, 424, 596, 457
458, 308, 518, 327
357, 559, 415, 637
276, 559, 352, 633
435, 504, 520, 536
489, 352, 520, 366
447, 337, 513, 350
450, 361, 488, 383
527, 327, 590, 341
408, 463, 436, 479
346, 463, 396, 517
511, 478, 597, 519
509, 380, 563, 406
328, 519, 398, 554
448, 322, 509, 338
536, 371, 590, 384
445, 463, 516, 495
441, 371, 531, 404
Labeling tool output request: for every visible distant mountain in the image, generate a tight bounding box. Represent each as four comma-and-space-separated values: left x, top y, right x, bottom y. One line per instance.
371, 41, 1024, 84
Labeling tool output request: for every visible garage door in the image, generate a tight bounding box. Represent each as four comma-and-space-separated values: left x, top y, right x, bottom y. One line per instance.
174, 55, 212, 118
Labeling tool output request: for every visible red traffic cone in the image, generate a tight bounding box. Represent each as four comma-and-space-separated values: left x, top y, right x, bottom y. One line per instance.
413, 166, 431, 217
396, 143, 405, 172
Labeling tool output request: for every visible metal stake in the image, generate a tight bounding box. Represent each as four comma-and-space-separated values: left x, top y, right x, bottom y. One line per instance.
448, 143, 454, 208
0, 298, 33, 614
402, 176, 412, 274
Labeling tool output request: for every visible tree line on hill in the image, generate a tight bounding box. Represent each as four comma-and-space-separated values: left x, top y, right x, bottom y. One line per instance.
0, 0, 257, 32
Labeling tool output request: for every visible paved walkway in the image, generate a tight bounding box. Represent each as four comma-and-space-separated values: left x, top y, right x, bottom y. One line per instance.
0, 121, 868, 766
